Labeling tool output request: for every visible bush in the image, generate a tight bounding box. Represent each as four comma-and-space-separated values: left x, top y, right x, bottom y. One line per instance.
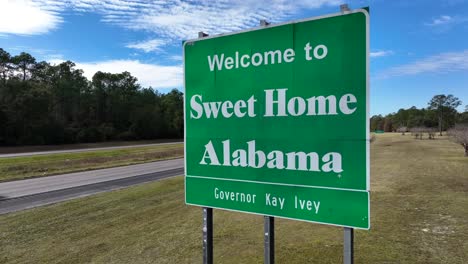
447, 124, 468, 156
117, 131, 136, 141
76, 127, 101, 143
410, 127, 437, 140
98, 123, 116, 141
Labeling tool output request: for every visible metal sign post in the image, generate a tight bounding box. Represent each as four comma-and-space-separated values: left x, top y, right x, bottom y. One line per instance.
264, 216, 275, 264
203, 207, 213, 264
259, 19, 275, 264
344, 227, 354, 264
198, 31, 213, 264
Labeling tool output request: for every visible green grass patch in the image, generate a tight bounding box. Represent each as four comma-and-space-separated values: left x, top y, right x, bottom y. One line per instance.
0, 139, 181, 155
0, 143, 183, 182
0, 134, 467, 263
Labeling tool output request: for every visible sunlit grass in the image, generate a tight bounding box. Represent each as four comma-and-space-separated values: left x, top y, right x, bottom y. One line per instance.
0, 133, 467, 263
0, 143, 183, 182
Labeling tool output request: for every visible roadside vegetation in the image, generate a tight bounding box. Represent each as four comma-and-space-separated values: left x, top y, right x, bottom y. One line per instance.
0, 143, 183, 182
0, 48, 183, 146
1, 134, 466, 263
0, 139, 180, 155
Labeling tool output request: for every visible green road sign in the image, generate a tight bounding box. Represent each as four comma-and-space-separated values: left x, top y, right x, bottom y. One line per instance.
184, 9, 370, 229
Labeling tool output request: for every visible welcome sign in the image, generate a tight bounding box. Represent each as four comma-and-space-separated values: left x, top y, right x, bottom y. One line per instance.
184, 9, 370, 229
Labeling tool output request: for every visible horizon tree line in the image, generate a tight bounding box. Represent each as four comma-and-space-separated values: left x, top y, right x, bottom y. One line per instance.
370, 95, 467, 133
0, 48, 183, 146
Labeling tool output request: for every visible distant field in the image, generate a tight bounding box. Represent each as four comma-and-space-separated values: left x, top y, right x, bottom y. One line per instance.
0, 143, 183, 182
0, 133, 467, 263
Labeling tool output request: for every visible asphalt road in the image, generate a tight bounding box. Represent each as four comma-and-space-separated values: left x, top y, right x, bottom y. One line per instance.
0, 141, 182, 158
0, 158, 184, 214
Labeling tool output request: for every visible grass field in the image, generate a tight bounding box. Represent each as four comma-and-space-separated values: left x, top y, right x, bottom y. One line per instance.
0, 143, 183, 182
0, 139, 181, 155
0, 133, 467, 263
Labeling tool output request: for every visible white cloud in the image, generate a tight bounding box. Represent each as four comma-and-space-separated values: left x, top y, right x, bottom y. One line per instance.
376, 50, 468, 79
425, 15, 453, 26
2, 0, 346, 52
126, 39, 167, 53
44, 54, 64, 61
49, 59, 182, 89
169, 55, 183, 62
0, 0, 63, 35
424, 15, 468, 31
125, 0, 343, 41
7, 46, 64, 61
5, 0, 342, 39
370, 50, 394, 58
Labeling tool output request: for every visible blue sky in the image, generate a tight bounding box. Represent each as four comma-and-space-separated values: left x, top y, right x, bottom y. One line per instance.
0, 0, 467, 115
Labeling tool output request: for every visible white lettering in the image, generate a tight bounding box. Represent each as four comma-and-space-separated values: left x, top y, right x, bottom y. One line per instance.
286, 152, 320, 171
307, 96, 337, 115
287, 97, 306, 116
304, 43, 313, 61
207, 54, 224, 71
267, 150, 284, 169
264, 50, 282, 65
251, 53, 263, 66
313, 45, 328, 60
240, 54, 250, 68
248, 140, 265, 168
283, 48, 295, 62
201, 140, 343, 173
224, 57, 234, 69
207, 48, 297, 71
190, 94, 203, 119
234, 100, 247, 117
200, 141, 220, 165
339, 94, 357, 114
203, 101, 222, 118
322, 152, 343, 173
247, 96, 257, 117
221, 101, 233, 118
264, 89, 287, 117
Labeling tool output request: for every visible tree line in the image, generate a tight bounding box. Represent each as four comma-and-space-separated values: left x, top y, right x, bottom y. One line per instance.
370, 95, 468, 134
0, 49, 183, 146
